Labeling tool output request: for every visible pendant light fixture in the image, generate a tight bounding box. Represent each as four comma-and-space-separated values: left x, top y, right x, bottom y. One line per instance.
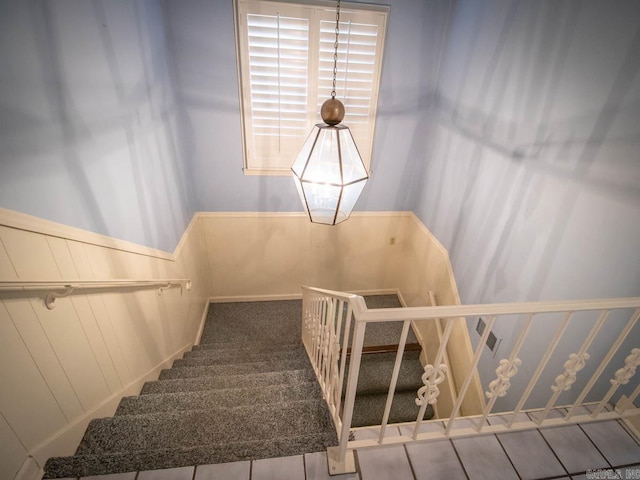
291, 0, 369, 225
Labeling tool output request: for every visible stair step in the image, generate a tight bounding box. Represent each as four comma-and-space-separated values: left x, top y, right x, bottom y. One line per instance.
116, 382, 321, 416
77, 400, 334, 455
347, 343, 422, 355
191, 342, 303, 354
177, 348, 305, 366
43, 432, 337, 479
348, 350, 425, 395
351, 391, 434, 428
140, 369, 316, 395
159, 357, 310, 380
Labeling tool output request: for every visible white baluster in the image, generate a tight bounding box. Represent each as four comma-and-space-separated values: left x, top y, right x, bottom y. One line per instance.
416, 364, 448, 404
536, 351, 590, 424
414, 363, 448, 439
566, 308, 639, 420
486, 358, 522, 399
379, 320, 411, 444
592, 348, 640, 417
611, 348, 640, 386
445, 315, 497, 436
335, 304, 353, 417
508, 311, 573, 428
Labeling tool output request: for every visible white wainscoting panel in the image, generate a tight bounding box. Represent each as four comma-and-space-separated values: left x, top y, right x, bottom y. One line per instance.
0, 210, 211, 480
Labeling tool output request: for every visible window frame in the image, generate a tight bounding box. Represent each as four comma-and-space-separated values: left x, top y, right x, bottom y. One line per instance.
234, 0, 389, 176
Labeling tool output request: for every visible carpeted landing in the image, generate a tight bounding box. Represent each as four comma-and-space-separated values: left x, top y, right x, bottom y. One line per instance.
43, 295, 431, 478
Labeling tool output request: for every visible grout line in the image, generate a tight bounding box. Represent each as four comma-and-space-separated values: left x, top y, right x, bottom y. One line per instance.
449, 438, 471, 480
402, 443, 418, 480
578, 423, 614, 469
353, 449, 362, 480
617, 418, 640, 447
493, 433, 522, 480
537, 427, 570, 477
302, 453, 307, 480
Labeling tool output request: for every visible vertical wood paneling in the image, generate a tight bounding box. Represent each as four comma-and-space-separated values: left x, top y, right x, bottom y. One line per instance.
82, 244, 118, 278
2, 299, 84, 421
0, 237, 18, 280
0, 227, 60, 278
0, 302, 68, 448
66, 240, 133, 384
0, 412, 28, 480
29, 298, 111, 411
69, 296, 122, 393
100, 292, 152, 377
85, 296, 132, 385
47, 237, 123, 393
0, 211, 209, 478
65, 240, 94, 278
46, 236, 79, 279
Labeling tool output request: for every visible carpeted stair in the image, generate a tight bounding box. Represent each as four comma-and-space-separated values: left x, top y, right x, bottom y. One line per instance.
43, 301, 337, 479
43, 296, 431, 478
348, 295, 434, 427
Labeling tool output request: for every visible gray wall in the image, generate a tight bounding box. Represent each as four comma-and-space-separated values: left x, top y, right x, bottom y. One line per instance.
163, 0, 451, 213
1, 0, 637, 407
413, 0, 640, 408
0, 0, 193, 251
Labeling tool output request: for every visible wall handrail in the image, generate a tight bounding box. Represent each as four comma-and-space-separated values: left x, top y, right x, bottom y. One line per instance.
0, 279, 192, 309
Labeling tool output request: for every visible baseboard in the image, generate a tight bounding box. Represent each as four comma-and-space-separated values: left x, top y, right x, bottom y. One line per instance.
29, 342, 193, 469
209, 288, 402, 305
210, 293, 303, 303
194, 297, 214, 345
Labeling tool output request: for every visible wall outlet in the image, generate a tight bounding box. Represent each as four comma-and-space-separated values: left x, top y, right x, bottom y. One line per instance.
476, 317, 501, 356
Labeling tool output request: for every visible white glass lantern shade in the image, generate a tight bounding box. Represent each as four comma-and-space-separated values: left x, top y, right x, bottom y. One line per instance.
292, 123, 368, 225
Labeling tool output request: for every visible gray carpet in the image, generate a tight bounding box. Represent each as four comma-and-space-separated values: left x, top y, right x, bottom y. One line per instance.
43, 295, 430, 478
358, 295, 419, 347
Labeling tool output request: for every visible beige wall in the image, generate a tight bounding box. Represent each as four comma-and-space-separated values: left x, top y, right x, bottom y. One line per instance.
0, 209, 211, 480
200, 212, 410, 299
395, 217, 484, 417
0, 210, 476, 479
199, 212, 482, 417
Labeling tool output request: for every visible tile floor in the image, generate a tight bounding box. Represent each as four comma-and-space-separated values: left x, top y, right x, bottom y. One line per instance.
52, 413, 640, 480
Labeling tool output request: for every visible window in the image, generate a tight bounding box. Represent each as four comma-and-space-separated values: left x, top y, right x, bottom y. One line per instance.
234, 0, 388, 175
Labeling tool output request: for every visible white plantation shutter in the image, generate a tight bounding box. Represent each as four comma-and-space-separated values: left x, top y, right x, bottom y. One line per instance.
236, 1, 388, 174
317, 14, 383, 168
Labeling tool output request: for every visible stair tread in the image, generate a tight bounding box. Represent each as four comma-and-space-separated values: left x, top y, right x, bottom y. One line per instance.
78, 399, 334, 455
140, 369, 316, 395
159, 357, 310, 379
44, 432, 337, 479
43, 296, 415, 479
191, 342, 304, 353
184, 345, 305, 360
175, 349, 305, 367
349, 350, 425, 395
351, 390, 434, 427
117, 381, 322, 416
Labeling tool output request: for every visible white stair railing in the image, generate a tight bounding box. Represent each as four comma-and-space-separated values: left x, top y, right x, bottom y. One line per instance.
300, 286, 640, 475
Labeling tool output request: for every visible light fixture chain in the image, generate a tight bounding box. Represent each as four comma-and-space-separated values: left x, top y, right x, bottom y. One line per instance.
331, 0, 340, 99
